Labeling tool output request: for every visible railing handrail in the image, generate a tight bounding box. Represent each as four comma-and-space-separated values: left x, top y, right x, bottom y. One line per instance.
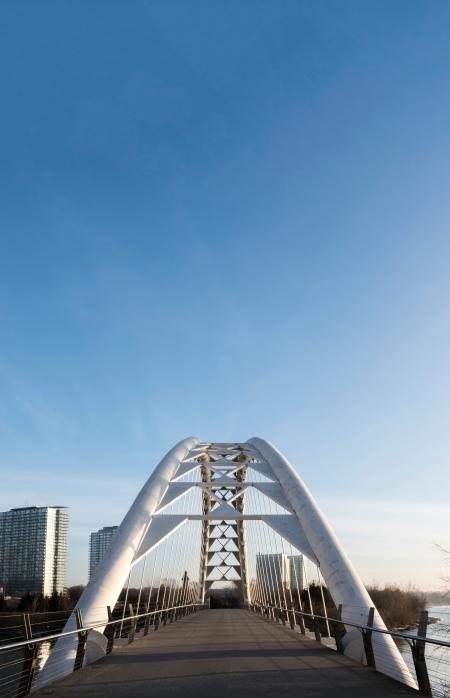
249, 602, 450, 649
0, 602, 202, 653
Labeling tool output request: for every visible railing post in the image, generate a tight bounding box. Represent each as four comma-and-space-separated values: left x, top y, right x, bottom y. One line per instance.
127, 604, 137, 644
154, 603, 160, 631
313, 614, 322, 642
144, 601, 155, 635
289, 606, 296, 630
411, 611, 432, 696
297, 609, 306, 635
332, 604, 345, 654
104, 605, 116, 655
170, 605, 177, 622
74, 609, 88, 671
362, 607, 376, 669
17, 613, 38, 697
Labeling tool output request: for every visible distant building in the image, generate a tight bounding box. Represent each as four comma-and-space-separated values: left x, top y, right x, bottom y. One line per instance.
256, 553, 304, 590
0, 506, 68, 596
286, 554, 304, 589
89, 526, 118, 580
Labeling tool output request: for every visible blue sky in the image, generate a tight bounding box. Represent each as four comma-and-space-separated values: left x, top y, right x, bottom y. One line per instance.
1, 1, 450, 588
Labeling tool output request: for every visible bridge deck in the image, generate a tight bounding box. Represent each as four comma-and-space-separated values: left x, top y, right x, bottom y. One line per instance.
36, 609, 417, 698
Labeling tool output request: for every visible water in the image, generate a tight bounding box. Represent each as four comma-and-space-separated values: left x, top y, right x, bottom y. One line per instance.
396, 605, 450, 698
0, 634, 52, 695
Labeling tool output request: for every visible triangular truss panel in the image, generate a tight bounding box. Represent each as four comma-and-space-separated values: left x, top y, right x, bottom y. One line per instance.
261, 514, 318, 563
155, 482, 195, 513
172, 460, 201, 481
133, 515, 187, 564
249, 482, 293, 513
247, 460, 277, 480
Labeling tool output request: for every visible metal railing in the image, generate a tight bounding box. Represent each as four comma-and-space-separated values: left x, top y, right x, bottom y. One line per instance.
2, 600, 449, 698
246, 602, 450, 698
0, 602, 203, 698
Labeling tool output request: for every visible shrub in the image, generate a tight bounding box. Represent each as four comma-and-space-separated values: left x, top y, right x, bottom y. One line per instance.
367, 584, 426, 629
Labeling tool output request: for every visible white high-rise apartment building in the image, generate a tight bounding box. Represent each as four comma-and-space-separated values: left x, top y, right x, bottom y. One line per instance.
256, 553, 304, 590
0, 506, 68, 597
89, 526, 118, 580
286, 554, 304, 589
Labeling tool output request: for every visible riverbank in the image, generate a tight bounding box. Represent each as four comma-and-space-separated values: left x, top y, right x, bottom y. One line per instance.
367, 585, 427, 629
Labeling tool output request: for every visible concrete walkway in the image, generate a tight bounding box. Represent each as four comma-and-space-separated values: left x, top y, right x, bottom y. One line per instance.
36, 609, 418, 698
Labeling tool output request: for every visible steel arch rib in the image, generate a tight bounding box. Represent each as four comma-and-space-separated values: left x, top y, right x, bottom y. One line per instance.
248, 436, 416, 688
36, 436, 199, 689
77, 436, 199, 625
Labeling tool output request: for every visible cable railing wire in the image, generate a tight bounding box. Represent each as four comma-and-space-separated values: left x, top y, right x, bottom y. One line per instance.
0, 601, 203, 698
246, 600, 450, 697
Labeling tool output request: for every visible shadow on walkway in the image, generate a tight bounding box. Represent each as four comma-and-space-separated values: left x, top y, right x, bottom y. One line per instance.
36, 609, 419, 698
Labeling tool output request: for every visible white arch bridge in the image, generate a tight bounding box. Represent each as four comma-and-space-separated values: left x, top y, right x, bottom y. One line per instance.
5, 438, 444, 697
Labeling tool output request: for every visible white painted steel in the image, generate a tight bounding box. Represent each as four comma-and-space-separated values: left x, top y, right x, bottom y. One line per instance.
248, 436, 416, 689
133, 515, 189, 563
155, 481, 196, 513
250, 482, 294, 513
261, 514, 318, 562
76, 436, 198, 625
36, 435, 416, 692
36, 436, 198, 690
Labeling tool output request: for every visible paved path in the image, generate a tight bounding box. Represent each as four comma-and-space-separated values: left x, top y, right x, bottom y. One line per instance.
36, 609, 417, 698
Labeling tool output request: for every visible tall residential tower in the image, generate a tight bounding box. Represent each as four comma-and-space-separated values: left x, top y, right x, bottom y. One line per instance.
0, 506, 68, 596
89, 526, 118, 580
